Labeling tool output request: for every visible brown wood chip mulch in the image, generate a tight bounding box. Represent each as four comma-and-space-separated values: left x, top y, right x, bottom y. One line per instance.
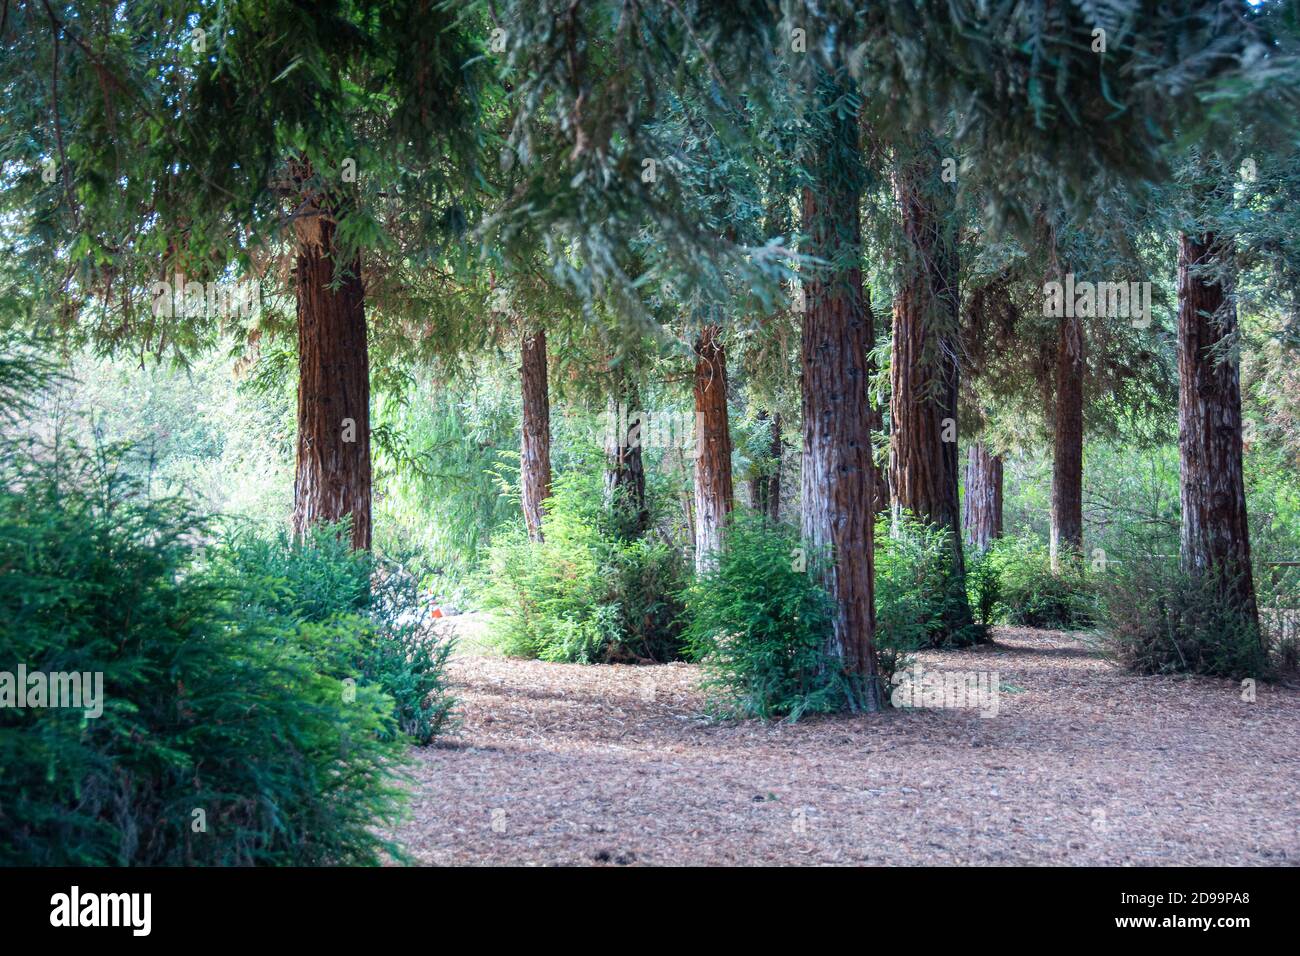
388, 625, 1299, 866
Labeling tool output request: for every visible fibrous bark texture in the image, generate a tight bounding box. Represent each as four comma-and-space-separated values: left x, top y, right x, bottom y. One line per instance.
964, 442, 1004, 554
888, 147, 975, 643
291, 210, 372, 551
693, 324, 734, 571
1050, 312, 1085, 571
799, 77, 883, 708
521, 326, 552, 542
1177, 230, 1259, 630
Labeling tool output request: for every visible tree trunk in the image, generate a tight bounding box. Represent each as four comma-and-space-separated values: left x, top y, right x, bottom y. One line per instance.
604, 380, 649, 538
748, 411, 781, 521
520, 325, 552, 542
964, 442, 1003, 554
888, 148, 975, 644
693, 323, 734, 571
1177, 230, 1260, 629
1050, 311, 1085, 571
799, 76, 883, 710
291, 213, 372, 551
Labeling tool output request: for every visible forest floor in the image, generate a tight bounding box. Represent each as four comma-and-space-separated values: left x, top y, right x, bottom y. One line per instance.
390, 622, 1300, 865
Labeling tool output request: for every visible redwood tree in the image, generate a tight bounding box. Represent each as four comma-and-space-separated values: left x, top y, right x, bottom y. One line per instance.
520, 325, 552, 542
964, 442, 1004, 554
1050, 310, 1085, 570
888, 146, 976, 644
605, 379, 650, 538
1177, 228, 1260, 630
800, 74, 883, 709
290, 207, 372, 551
693, 323, 734, 570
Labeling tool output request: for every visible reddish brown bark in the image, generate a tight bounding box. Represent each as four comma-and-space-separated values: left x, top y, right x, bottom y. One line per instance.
799, 83, 882, 709
888, 151, 974, 642
693, 324, 734, 571
964, 442, 1003, 554
1177, 231, 1259, 628
520, 326, 552, 542
748, 411, 781, 521
1051, 312, 1085, 571
888, 173, 961, 532
291, 212, 372, 551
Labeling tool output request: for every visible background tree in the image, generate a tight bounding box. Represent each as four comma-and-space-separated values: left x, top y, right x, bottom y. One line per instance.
519, 320, 552, 542
964, 442, 1004, 554
0, 0, 494, 549
887, 138, 976, 643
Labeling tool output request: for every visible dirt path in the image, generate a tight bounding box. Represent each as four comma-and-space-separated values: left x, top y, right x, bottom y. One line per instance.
392, 626, 1300, 865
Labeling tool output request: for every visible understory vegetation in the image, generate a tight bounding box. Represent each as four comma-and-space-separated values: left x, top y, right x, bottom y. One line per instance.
974, 534, 1098, 630
0, 362, 453, 865
1100, 560, 1269, 679
12, 342, 1298, 738
479, 467, 688, 664
2, 0, 1299, 871
682, 515, 853, 721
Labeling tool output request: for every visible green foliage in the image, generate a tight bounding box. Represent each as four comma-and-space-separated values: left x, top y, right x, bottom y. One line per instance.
0, 438, 409, 866
965, 551, 1002, 628
981, 533, 1096, 630
601, 538, 690, 663
0, 0, 493, 362
479, 468, 687, 663
373, 371, 521, 601
876, 514, 984, 648
25, 344, 294, 534
683, 515, 865, 721
1100, 562, 1268, 679
214, 524, 457, 746
875, 515, 953, 651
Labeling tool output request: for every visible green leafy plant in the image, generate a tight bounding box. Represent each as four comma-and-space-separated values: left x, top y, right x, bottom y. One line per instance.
214, 524, 458, 746
1100, 560, 1269, 679
479, 468, 687, 663
982, 533, 1096, 629
682, 514, 887, 721
0, 439, 409, 866
965, 550, 1002, 627
876, 513, 985, 648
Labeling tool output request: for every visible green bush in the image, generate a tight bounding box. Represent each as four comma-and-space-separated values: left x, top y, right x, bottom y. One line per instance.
0, 441, 409, 866
876, 513, 984, 648
601, 537, 690, 662
682, 514, 916, 720
479, 468, 687, 663
982, 533, 1095, 629
1100, 561, 1269, 679
683, 516, 852, 720
214, 525, 457, 745
965, 549, 1002, 627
